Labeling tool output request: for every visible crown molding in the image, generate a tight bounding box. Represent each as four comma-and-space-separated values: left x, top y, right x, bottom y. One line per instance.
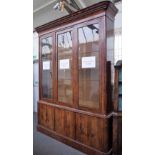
35, 1, 118, 33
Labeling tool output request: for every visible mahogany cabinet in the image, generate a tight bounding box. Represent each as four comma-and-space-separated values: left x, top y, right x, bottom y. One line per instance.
36, 1, 118, 155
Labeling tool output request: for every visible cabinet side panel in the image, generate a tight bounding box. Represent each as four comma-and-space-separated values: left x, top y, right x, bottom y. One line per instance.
106, 61, 112, 113
106, 16, 114, 114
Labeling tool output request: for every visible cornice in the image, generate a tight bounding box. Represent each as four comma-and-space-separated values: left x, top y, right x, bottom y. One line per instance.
35, 1, 118, 33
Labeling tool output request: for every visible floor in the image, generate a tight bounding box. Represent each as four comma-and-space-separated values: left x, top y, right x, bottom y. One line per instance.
33, 112, 85, 155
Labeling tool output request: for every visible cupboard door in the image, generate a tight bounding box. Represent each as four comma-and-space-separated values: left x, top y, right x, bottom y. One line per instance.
38, 103, 54, 130
41, 36, 53, 99
78, 24, 100, 109
46, 104, 54, 130
57, 31, 73, 105
55, 108, 75, 139
76, 113, 109, 151
38, 103, 46, 127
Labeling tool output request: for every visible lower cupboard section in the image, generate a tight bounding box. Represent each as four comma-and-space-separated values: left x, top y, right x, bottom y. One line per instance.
38, 101, 112, 155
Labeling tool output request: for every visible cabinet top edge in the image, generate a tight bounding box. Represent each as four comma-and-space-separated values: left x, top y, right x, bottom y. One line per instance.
35, 1, 118, 33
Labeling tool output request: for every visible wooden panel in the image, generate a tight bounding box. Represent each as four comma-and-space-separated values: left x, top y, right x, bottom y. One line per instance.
38, 103, 46, 127
76, 113, 111, 152
76, 113, 88, 144
99, 16, 107, 114
35, 1, 118, 33
106, 61, 112, 113
55, 108, 65, 135
55, 108, 75, 139
38, 102, 54, 130
46, 104, 54, 130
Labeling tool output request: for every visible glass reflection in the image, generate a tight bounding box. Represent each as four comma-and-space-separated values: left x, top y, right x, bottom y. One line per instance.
41, 37, 53, 99
118, 96, 122, 111
78, 24, 99, 109
58, 31, 73, 104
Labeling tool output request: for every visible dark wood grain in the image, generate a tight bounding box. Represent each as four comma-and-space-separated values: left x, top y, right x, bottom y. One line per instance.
113, 67, 119, 111
107, 61, 112, 113
46, 104, 54, 130
38, 100, 113, 119
38, 103, 54, 130
99, 15, 107, 114
76, 113, 111, 152
55, 108, 75, 139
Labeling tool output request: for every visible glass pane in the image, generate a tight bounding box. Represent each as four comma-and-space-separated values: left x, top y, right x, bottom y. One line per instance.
118, 96, 122, 111
78, 24, 99, 109
118, 83, 122, 95
118, 68, 122, 111
41, 37, 53, 99
58, 31, 73, 104
118, 68, 122, 82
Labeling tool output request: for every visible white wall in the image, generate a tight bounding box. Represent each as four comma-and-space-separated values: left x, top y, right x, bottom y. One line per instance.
114, 2, 122, 64
33, 3, 68, 28
33, 32, 39, 112
115, 1, 122, 30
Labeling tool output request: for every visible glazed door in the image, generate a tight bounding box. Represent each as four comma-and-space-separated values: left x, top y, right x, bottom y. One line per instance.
56, 29, 74, 107
77, 23, 100, 110
56, 19, 105, 113
75, 18, 105, 113
40, 33, 55, 102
